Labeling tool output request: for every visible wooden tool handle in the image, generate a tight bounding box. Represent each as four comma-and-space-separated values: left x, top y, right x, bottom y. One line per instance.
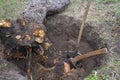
77, 0, 91, 44
71, 48, 108, 63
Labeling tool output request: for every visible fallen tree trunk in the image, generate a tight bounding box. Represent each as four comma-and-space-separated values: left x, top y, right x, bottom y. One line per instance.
22, 0, 70, 24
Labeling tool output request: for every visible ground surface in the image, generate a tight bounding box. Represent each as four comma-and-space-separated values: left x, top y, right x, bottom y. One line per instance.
0, 0, 120, 80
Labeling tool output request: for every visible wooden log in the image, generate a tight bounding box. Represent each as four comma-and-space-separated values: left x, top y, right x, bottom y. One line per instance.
71, 48, 108, 63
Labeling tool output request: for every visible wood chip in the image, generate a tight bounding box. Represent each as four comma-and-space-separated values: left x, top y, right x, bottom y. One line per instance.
63, 62, 70, 74
33, 29, 45, 37
0, 20, 11, 28
21, 19, 26, 26
39, 30, 45, 37
16, 35, 22, 40
44, 42, 52, 50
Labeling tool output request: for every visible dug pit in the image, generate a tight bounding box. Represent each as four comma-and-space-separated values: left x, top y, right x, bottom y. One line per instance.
0, 15, 107, 80
42, 14, 107, 80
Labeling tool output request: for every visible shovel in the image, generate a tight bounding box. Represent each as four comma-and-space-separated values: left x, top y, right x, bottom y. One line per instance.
67, 0, 91, 58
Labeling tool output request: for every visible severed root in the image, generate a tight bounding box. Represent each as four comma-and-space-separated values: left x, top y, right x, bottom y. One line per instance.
12, 52, 26, 59
27, 47, 32, 76
33, 45, 49, 63
61, 69, 79, 80
39, 45, 44, 55
29, 74, 33, 80
33, 45, 44, 55
36, 63, 55, 71
0, 19, 11, 28
63, 62, 71, 74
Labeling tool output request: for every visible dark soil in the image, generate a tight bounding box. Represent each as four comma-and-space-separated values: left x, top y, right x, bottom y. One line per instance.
0, 15, 106, 80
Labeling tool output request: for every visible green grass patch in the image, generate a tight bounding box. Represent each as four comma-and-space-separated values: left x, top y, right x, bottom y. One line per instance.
93, 0, 120, 3
84, 70, 109, 80
0, 0, 28, 20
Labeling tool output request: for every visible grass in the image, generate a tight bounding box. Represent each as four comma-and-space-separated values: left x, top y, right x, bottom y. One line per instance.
65, 0, 120, 79
84, 70, 109, 80
70, 0, 119, 28
93, 0, 120, 3
0, 0, 28, 20
85, 55, 120, 80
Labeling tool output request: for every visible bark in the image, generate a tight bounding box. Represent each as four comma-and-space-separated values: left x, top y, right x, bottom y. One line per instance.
22, 0, 70, 24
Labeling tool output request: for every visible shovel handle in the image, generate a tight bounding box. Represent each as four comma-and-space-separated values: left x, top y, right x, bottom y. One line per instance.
71, 48, 108, 63
77, 0, 91, 44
